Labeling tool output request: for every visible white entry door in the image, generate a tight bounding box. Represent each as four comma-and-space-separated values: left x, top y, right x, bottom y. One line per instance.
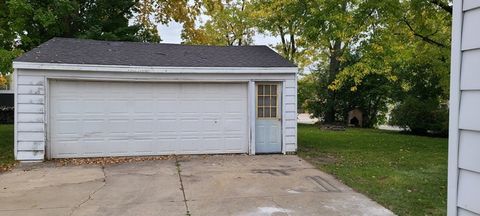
255, 83, 282, 153
49, 80, 248, 158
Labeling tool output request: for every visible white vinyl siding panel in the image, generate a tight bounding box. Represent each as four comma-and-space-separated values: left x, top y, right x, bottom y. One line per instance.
459, 208, 480, 216
459, 130, 480, 173
451, 2, 480, 216
461, 50, 480, 90
16, 150, 44, 160
15, 75, 46, 160
464, 0, 480, 11
462, 9, 480, 50
459, 91, 480, 131
17, 113, 44, 123
17, 141, 45, 151
49, 80, 249, 158
458, 170, 480, 214
17, 122, 45, 132
283, 77, 297, 152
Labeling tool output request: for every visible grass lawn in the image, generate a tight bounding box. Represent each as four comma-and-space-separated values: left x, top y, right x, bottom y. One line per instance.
298, 124, 448, 215
0, 124, 15, 171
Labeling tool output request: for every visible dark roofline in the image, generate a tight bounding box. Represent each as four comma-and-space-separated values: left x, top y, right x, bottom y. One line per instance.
15, 37, 297, 68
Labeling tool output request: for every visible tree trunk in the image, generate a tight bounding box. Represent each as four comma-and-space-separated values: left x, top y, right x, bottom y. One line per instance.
324, 39, 342, 124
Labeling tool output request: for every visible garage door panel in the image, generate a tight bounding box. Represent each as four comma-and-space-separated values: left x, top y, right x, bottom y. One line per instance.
50, 80, 248, 158
225, 138, 243, 150
157, 120, 178, 131
56, 100, 81, 114
54, 120, 81, 134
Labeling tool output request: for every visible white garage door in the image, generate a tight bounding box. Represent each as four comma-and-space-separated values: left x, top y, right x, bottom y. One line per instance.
49, 80, 248, 158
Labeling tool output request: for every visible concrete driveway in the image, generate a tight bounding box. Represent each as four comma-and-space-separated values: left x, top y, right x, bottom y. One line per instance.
0, 155, 394, 216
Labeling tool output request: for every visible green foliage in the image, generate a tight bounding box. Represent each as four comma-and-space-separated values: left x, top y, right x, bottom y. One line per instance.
183, 0, 255, 46
298, 125, 448, 215
251, 0, 309, 66
387, 54, 449, 135
390, 97, 448, 136
303, 68, 391, 127
0, 124, 15, 171
297, 73, 316, 112
5, 0, 148, 51
0, 49, 22, 75
295, 0, 451, 130
78, 0, 141, 41
0, 0, 164, 73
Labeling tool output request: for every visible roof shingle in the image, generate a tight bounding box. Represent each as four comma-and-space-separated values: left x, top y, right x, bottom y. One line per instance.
15, 38, 296, 68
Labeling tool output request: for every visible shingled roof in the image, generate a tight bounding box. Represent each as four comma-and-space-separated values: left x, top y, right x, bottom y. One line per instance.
14, 38, 296, 68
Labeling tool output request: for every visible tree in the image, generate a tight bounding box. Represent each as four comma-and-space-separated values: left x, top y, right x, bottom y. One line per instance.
297, 73, 316, 112
251, 0, 307, 65
0, 0, 164, 74
182, 0, 255, 46
299, 0, 451, 131
78, 0, 143, 41
302, 0, 389, 124
133, 0, 202, 43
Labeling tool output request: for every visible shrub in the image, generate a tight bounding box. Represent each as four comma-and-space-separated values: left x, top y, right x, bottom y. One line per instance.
390, 97, 448, 136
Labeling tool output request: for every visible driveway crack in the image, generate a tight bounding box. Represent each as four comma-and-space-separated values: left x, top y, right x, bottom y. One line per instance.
68, 166, 107, 216
175, 156, 191, 216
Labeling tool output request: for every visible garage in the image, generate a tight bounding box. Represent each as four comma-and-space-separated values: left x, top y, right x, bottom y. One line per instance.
50, 81, 248, 158
13, 37, 298, 160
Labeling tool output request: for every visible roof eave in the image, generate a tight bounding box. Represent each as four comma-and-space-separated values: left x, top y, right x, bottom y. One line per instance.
12, 62, 298, 74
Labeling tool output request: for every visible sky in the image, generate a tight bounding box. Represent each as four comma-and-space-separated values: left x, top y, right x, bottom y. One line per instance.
157, 22, 280, 46
157, 22, 311, 73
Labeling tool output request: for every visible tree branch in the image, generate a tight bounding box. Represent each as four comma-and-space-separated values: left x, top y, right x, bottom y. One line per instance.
402, 18, 447, 48
427, 0, 452, 15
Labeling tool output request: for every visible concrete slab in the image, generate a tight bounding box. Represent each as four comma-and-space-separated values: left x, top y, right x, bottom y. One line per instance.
71, 201, 187, 216
0, 207, 71, 216
181, 155, 394, 216
0, 180, 104, 210
188, 196, 281, 216
0, 155, 394, 216
0, 166, 104, 193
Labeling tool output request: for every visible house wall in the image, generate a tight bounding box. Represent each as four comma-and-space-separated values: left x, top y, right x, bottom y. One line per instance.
14, 68, 297, 160
449, 1, 480, 215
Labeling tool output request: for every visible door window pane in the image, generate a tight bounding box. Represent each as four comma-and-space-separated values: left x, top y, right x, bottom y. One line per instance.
265, 85, 271, 95
258, 108, 264, 117
258, 85, 264, 95
264, 108, 271, 118
257, 84, 279, 119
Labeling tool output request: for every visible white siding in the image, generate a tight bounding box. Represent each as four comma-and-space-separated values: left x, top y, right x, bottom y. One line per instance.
458, 130, 480, 173
16, 75, 46, 160
450, 1, 480, 215
14, 69, 297, 160
462, 9, 480, 50
459, 208, 480, 216
464, 0, 480, 11
283, 76, 297, 152
461, 50, 480, 90
459, 91, 480, 131
458, 170, 480, 214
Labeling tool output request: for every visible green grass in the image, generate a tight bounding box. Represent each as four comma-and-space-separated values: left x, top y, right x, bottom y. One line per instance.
0, 124, 15, 171
297, 124, 447, 216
